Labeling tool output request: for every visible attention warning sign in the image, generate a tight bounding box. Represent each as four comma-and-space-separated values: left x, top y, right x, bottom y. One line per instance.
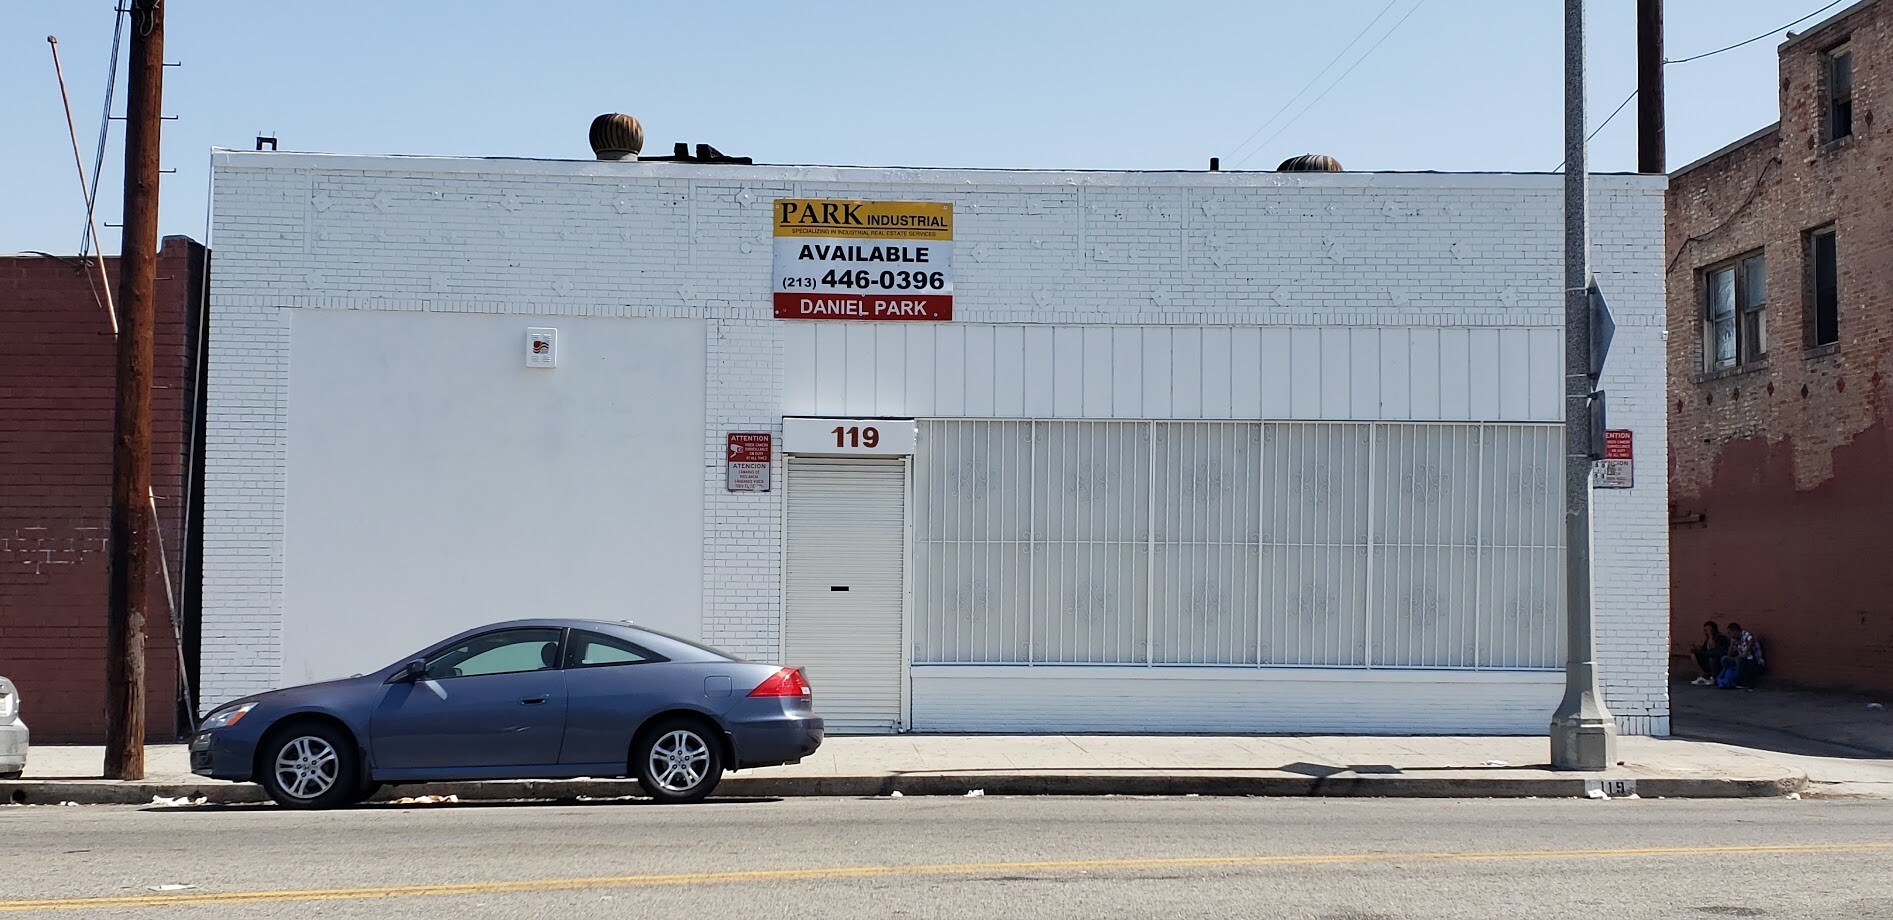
772, 199, 954, 321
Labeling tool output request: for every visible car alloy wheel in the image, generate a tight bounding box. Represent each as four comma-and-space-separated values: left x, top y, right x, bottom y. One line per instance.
259, 722, 360, 810
648, 729, 710, 793
635, 718, 724, 804
274, 735, 340, 800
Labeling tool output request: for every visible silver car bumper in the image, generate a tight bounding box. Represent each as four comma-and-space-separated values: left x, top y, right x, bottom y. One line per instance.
0, 719, 26, 774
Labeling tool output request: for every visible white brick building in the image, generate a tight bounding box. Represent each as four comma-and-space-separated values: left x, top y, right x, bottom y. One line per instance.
203, 150, 1669, 735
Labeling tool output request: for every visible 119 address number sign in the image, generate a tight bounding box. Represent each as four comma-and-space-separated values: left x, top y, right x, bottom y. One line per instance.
782, 417, 917, 456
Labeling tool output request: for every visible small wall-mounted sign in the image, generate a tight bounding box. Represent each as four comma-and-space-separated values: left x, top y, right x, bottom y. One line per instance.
726, 432, 773, 492
782, 417, 918, 456
1593, 429, 1633, 489
526, 327, 558, 368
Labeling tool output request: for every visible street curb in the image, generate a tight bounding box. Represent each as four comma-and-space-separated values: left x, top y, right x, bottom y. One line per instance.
1, 771, 1806, 806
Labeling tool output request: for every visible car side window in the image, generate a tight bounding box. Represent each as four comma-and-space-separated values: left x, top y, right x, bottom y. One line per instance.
424, 628, 563, 679
565, 630, 662, 668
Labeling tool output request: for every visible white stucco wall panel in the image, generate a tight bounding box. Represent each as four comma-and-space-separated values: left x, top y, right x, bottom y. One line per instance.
279, 310, 705, 686
912, 667, 1562, 735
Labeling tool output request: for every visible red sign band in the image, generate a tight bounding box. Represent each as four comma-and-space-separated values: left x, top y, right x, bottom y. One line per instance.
773, 292, 952, 322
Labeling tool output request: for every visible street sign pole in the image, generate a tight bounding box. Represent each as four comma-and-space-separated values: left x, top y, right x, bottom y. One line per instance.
1551, 0, 1618, 771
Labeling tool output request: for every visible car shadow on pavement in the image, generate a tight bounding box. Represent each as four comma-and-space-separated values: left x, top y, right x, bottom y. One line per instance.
135, 796, 785, 813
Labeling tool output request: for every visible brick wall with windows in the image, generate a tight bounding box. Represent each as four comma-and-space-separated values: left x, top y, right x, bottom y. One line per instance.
1667, 0, 1893, 693
0, 237, 205, 742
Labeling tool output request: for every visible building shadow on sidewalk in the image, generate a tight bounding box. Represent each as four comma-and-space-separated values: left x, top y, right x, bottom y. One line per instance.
1669, 679, 1893, 760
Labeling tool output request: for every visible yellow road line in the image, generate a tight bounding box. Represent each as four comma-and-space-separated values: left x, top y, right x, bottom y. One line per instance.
5, 842, 1892, 912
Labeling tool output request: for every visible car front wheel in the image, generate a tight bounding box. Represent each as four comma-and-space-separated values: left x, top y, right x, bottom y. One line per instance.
259, 723, 359, 810
634, 719, 723, 804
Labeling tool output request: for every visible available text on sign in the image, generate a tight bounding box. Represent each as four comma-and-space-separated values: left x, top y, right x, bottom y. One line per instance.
772, 199, 953, 321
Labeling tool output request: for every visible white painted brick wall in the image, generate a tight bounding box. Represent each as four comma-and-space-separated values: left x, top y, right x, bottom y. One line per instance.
204, 153, 1667, 734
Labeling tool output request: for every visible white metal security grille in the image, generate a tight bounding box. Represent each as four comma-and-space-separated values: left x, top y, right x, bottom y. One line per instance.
915, 420, 1564, 670
785, 458, 907, 731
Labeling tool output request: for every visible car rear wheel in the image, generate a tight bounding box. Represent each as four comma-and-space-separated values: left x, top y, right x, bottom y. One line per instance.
259, 723, 359, 810
634, 719, 723, 804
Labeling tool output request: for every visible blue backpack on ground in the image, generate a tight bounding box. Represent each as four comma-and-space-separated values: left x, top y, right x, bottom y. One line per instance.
1715, 664, 1740, 689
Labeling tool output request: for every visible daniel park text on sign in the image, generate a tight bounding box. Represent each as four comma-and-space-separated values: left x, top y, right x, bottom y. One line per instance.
772, 199, 954, 321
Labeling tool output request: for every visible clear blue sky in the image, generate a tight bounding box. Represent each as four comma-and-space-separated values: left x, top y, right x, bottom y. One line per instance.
2, 0, 1830, 255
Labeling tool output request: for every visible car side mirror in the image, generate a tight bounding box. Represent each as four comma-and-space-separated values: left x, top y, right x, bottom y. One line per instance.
401, 659, 428, 682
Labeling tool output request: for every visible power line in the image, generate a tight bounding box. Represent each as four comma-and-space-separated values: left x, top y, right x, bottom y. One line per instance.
81, 5, 129, 258
1234, 0, 1429, 168
1224, 0, 1403, 165
1549, 88, 1638, 171
1666, 0, 1846, 64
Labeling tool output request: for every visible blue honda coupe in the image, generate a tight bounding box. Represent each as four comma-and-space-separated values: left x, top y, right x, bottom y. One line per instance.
189, 619, 823, 808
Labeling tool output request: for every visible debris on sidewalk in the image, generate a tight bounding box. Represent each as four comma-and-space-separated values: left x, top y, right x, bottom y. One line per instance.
146, 884, 196, 892
391, 794, 460, 805
888, 790, 903, 798
1868, 703, 1885, 711
964, 789, 985, 797
1482, 760, 1510, 767
1585, 788, 1608, 799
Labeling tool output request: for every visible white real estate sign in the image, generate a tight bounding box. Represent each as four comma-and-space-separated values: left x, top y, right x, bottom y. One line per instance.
772, 199, 954, 321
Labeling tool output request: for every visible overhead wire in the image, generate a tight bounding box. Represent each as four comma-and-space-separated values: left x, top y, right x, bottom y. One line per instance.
1233, 0, 1429, 168
1665, 0, 1847, 65
1549, 88, 1638, 171
1224, 0, 1403, 166
1551, 1, 1845, 171
81, 4, 129, 259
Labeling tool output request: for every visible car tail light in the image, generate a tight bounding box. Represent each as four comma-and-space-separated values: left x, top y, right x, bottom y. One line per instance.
748, 667, 812, 699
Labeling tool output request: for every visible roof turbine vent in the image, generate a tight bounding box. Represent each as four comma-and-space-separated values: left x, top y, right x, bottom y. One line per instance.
1276, 154, 1343, 172
589, 113, 645, 161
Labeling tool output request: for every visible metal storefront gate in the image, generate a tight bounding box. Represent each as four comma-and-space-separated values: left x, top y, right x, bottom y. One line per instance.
912, 420, 1563, 670
784, 458, 908, 732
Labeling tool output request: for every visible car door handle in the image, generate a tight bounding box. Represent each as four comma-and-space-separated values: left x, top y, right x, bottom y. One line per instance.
520, 696, 549, 705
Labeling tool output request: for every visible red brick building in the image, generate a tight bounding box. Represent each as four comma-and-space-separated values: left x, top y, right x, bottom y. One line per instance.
0, 236, 206, 742
1668, 0, 1893, 693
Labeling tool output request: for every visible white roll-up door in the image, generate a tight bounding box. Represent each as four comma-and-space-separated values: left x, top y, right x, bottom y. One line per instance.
784, 458, 907, 733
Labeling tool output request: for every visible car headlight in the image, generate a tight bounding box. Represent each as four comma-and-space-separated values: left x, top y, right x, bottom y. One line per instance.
199, 702, 257, 730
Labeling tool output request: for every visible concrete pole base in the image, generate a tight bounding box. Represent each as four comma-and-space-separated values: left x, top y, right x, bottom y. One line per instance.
1550, 709, 1619, 771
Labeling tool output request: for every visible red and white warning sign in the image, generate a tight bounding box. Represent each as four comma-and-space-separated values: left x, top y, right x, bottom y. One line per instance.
1593, 429, 1633, 489
726, 433, 772, 492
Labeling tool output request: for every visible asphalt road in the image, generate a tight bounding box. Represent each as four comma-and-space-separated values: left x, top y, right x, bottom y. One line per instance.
4, 796, 1892, 919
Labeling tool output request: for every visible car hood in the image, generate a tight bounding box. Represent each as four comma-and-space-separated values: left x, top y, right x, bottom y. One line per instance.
205, 673, 385, 716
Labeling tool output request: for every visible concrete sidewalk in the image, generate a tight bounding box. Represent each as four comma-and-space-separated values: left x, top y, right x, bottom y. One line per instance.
1670, 678, 1893, 798
3, 733, 1805, 806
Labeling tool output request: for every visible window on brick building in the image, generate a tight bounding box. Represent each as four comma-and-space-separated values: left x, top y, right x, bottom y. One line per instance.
1702, 252, 1765, 370
1808, 228, 1839, 347
1825, 46, 1854, 144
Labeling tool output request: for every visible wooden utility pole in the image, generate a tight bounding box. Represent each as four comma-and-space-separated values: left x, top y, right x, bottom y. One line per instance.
105, 0, 164, 780
1637, 0, 1665, 173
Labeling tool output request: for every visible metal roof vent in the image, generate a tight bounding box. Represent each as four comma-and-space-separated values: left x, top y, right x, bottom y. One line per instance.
589, 113, 645, 161
1276, 154, 1343, 172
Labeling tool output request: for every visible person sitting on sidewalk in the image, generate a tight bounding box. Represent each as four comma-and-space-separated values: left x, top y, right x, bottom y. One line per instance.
1691, 621, 1730, 686
1719, 622, 1768, 690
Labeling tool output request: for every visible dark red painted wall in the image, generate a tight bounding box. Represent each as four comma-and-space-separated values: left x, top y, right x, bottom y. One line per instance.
0, 237, 204, 742
1667, 1, 1893, 694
